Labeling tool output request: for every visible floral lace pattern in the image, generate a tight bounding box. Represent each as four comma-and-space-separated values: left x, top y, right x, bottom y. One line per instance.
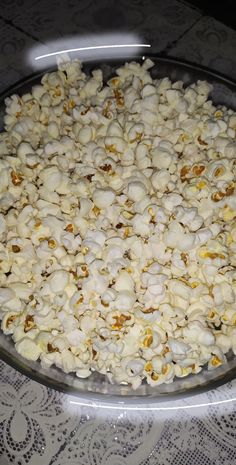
0, 360, 236, 465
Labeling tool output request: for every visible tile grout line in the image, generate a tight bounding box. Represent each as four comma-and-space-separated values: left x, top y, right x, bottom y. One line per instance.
159, 14, 203, 55
0, 14, 45, 45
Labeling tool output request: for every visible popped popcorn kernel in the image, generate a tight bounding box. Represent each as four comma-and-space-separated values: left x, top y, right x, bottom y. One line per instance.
11, 170, 23, 186
24, 315, 36, 333
112, 314, 131, 330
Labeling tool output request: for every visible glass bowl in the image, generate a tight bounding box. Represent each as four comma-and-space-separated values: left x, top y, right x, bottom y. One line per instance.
0, 56, 236, 404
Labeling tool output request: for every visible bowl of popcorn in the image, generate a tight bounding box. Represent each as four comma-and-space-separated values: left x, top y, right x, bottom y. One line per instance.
0, 56, 236, 402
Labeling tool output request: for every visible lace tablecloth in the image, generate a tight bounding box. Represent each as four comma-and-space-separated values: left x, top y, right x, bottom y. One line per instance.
1, 359, 236, 465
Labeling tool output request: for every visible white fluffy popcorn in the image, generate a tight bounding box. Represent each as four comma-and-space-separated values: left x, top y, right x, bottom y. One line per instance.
0, 57, 235, 390
92, 188, 115, 209
127, 181, 147, 201
48, 270, 70, 294
15, 337, 41, 361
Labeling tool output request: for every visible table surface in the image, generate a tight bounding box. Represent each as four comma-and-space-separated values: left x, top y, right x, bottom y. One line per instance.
0, 1, 236, 464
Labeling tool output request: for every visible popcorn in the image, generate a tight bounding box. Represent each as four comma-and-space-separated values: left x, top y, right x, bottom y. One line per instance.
15, 337, 41, 361
164, 222, 196, 251
213, 282, 235, 307
114, 290, 136, 310
0, 58, 235, 390
78, 125, 94, 145
48, 270, 70, 294
183, 321, 215, 346
151, 147, 173, 169
161, 193, 182, 211
0, 214, 6, 236
114, 270, 134, 292
92, 188, 115, 208
127, 181, 147, 201
0, 288, 15, 305
151, 169, 171, 191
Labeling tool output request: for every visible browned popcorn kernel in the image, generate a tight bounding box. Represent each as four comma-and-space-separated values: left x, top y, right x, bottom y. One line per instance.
116, 222, 124, 229
130, 132, 142, 143
105, 144, 117, 153
214, 110, 223, 118
48, 238, 57, 249
114, 89, 124, 107
180, 165, 191, 181
192, 165, 205, 176
100, 164, 112, 172
39, 237, 47, 242
109, 77, 120, 87
63, 100, 75, 113
162, 365, 168, 375
199, 250, 225, 260
11, 170, 23, 186
34, 219, 42, 229
102, 100, 112, 118
214, 166, 225, 177
179, 133, 190, 143
142, 307, 156, 314
211, 183, 234, 202
181, 252, 188, 265
124, 226, 132, 238
143, 333, 153, 347
80, 106, 90, 115
92, 206, 101, 216
65, 223, 74, 233
68, 99, 76, 109
112, 314, 131, 330
162, 346, 170, 356
197, 136, 208, 146
207, 310, 216, 320
225, 184, 235, 197
24, 315, 36, 333
85, 174, 94, 182
26, 162, 39, 169
6, 314, 18, 328
150, 371, 159, 381
76, 295, 84, 304
144, 361, 153, 372
211, 355, 222, 367
125, 199, 133, 208
211, 191, 225, 202
54, 87, 62, 97
12, 245, 21, 253
47, 343, 60, 353
92, 348, 97, 359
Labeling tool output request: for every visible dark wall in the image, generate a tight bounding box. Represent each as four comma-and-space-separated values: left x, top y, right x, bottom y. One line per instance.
183, 0, 236, 30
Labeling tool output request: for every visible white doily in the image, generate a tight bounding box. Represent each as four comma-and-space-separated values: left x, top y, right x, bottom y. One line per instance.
0, 360, 236, 465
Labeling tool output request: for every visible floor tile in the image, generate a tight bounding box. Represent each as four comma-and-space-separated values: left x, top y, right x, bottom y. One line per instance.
0, 19, 40, 94
168, 16, 236, 80
1, 0, 201, 52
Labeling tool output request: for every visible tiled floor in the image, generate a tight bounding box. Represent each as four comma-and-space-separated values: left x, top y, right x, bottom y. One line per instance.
0, 0, 235, 93
169, 16, 236, 80
0, 18, 39, 92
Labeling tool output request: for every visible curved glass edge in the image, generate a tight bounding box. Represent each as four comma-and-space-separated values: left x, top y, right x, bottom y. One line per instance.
1, 342, 236, 404
0, 55, 236, 402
